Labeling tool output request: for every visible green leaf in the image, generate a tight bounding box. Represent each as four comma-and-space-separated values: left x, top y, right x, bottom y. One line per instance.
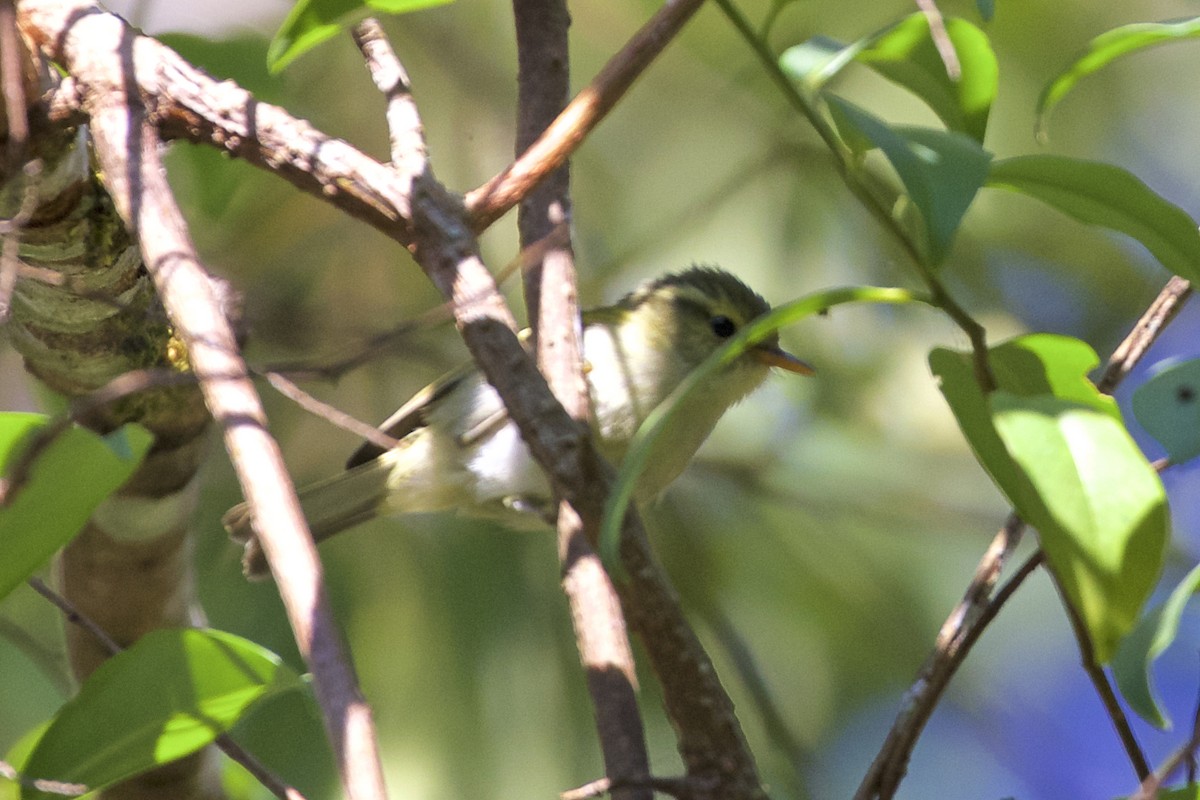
600, 286, 927, 569
856, 13, 998, 142
1037, 18, 1200, 138
1112, 561, 1200, 728
825, 97, 992, 264
21, 629, 303, 799
989, 155, 1200, 283
0, 414, 153, 601
993, 394, 1166, 662
931, 335, 1168, 663
268, 0, 454, 72
1160, 784, 1200, 800
1132, 358, 1200, 463
778, 36, 866, 94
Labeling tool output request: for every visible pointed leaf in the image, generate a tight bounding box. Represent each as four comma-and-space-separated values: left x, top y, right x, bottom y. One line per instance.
1038, 18, 1200, 138
1132, 358, 1200, 462
779, 35, 866, 94
826, 97, 992, 264
931, 335, 1168, 662
857, 13, 998, 142
988, 156, 1200, 283
21, 629, 303, 799
1112, 561, 1200, 728
0, 414, 152, 601
992, 393, 1167, 662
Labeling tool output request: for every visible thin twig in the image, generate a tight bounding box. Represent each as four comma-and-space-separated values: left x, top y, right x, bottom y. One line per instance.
1054, 565, 1150, 779
0, 368, 196, 506
714, 0, 995, 392
854, 515, 1029, 800
258, 226, 564, 381
1130, 666, 1200, 800
265, 372, 401, 452
465, 0, 709, 229
560, 774, 701, 800
0, 759, 88, 797
26, 577, 306, 800
350, 18, 426, 178
1097, 275, 1191, 394
912, 0, 960, 80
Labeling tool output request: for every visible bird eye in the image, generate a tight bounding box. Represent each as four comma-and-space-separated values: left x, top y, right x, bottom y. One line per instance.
709, 315, 736, 338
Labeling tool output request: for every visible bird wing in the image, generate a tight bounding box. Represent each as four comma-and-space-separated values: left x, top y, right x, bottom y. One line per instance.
345, 365, 472, 468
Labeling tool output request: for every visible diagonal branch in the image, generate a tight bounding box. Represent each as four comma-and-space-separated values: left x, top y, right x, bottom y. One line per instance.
466, 0, 708, 230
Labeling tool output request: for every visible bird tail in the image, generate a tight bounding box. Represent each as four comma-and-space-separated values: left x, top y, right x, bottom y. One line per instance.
223, 458, 393, 579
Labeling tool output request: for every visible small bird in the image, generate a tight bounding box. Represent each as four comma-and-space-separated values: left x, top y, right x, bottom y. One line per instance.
225, 266, 812, 577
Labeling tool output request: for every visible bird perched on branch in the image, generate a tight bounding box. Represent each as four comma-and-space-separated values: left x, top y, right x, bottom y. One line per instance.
224, 266, 812, 577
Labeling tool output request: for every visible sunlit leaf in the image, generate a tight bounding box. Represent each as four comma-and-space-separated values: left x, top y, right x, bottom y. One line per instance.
601, 286, 926, 569
0, 414, 152, 601
825, 97, 991, 264
781, 13, 998, 140
989, 156, 1200, 283
778, 36, 866, 94
931, 335, 1167, 663
268, 0, 454, 72
1132, 358, 1200, 463
857, 13, 998, 142
21, 629, 304, 799
1112, 562, 1200, 728
1037, 18, 1200, 138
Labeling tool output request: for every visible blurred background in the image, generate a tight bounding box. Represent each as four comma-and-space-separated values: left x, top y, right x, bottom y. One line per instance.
4, 0, 1200, 797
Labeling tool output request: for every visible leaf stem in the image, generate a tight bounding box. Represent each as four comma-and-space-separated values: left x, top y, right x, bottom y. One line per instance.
714, 0, 995, 390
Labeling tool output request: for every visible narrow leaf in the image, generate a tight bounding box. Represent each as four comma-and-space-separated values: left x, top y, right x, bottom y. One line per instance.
989, 155, 1200, 283
857, 13, 999, 142
1038, 18, 1200, 138
600, 286, 926, 569
21, 629, 303, 799
826, 97, 992, 264
1112, 562, 1200, 728
0, 414, 152, 600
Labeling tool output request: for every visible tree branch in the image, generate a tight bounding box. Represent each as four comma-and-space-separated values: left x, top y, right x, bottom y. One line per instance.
17, 3, 388, 798
466, 0, 707, 230
510, 2, 653, 797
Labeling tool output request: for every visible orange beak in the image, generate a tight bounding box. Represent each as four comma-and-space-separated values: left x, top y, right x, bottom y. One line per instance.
752, 344, 815, 375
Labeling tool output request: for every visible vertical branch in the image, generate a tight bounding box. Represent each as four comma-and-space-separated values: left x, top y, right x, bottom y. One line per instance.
17, 4, 390, 798
512, 1, 653, 797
